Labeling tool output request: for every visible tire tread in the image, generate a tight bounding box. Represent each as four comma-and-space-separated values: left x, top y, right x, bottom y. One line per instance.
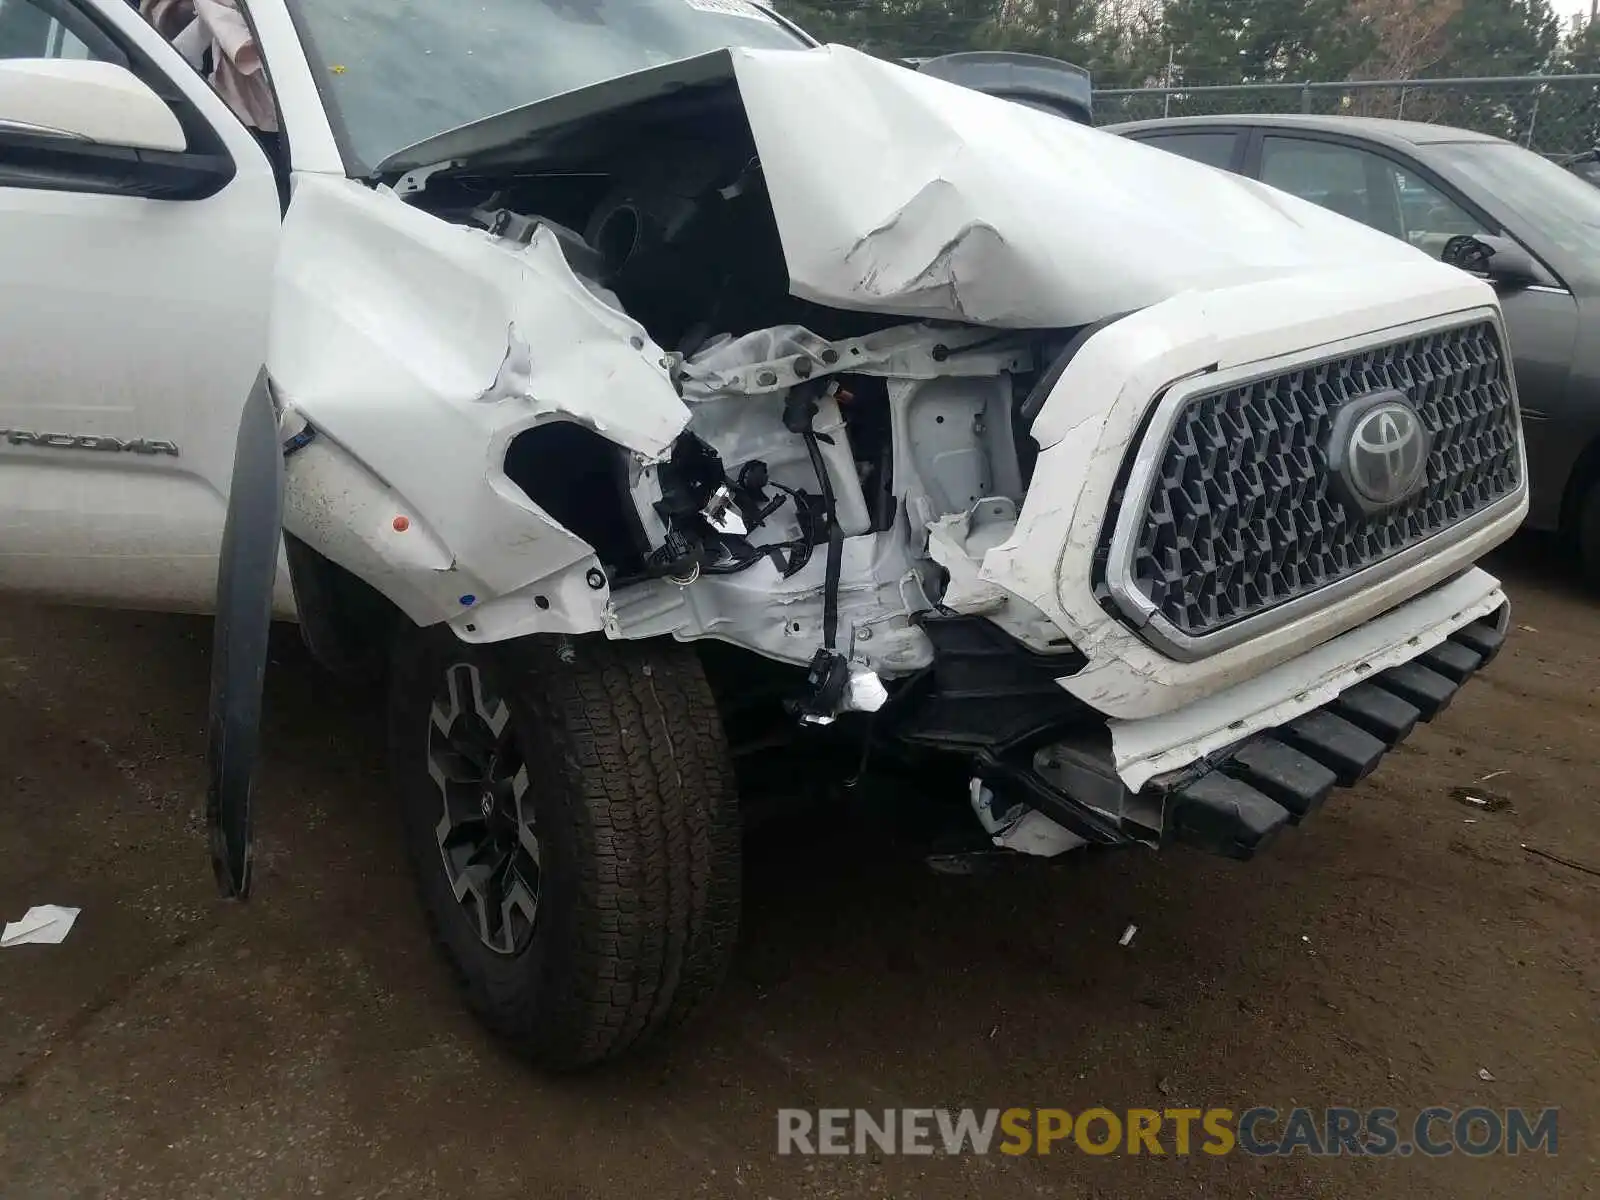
390, 628, 739, 1069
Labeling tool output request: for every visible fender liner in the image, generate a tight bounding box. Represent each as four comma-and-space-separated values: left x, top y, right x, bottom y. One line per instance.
283, 532, 397, 685
206, 367, 283, 899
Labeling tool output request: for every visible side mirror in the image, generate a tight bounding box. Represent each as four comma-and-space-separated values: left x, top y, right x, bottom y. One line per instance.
0, 58, 185, 153
1441, 233, 1543, 291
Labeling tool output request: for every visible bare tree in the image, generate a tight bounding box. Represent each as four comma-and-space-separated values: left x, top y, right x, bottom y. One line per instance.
1348, 0, 1463, 81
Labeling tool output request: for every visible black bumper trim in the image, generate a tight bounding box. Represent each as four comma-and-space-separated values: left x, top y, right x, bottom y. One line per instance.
1331, 682, 1421, 743
1450, 617, 1507, 664
1418, 639, 1484, 682
1279, 710, 1388, 786
1376, 661, 1458, 719
1226, 739, 1339, 820
1165, 603, 1509, 861
1169, 774, 1291, 860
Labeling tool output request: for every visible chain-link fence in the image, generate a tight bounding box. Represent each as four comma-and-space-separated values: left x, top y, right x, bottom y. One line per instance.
1092, 75, 1600, 160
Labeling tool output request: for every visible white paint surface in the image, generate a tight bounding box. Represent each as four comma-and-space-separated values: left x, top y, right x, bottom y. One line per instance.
0, 59, 184, 151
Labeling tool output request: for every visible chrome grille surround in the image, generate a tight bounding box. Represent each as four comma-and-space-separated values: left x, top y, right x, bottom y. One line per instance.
1101, 310, 1526, 662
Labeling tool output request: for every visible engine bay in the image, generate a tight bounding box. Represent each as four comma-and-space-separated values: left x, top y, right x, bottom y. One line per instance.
399, 109, 1082, 721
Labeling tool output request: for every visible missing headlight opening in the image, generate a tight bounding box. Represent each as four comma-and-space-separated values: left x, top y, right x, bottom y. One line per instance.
456, 83, 1069, 735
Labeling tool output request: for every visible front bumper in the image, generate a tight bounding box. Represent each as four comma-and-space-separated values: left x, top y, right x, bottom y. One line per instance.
1158, 600, 1508, 859
888, 573, 1511, 860
891, 262, 1525, 859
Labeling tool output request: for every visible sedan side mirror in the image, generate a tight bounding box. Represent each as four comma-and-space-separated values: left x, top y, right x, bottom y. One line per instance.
0, 58, 185, 153
1441, 233, 1544, 290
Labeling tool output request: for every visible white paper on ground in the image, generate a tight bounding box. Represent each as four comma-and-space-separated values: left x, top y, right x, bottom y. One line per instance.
2, 905, 81, 947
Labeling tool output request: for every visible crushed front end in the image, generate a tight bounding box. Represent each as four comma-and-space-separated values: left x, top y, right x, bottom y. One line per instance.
272, 44, 1528, 865
609, 269, 1526, 861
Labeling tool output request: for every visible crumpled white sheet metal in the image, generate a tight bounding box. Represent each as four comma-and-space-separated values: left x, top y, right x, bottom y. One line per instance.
1106, 569, 1508, 791
722, 45, 1431, 328
386, 44, 1431, 331
269, 174, 691, 640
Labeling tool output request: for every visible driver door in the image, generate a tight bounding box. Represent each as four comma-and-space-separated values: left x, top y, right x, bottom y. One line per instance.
0, 0, 283, 612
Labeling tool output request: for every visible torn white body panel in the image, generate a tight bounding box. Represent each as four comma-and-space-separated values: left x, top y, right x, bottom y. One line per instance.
268, 39, 1526, 815
269, 172, 1521, 726
729, 45, 1435, 327
269, 174, 690, 639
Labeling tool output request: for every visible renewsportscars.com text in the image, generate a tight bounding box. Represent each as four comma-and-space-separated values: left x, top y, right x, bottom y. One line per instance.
776, 1106, 1560, 1157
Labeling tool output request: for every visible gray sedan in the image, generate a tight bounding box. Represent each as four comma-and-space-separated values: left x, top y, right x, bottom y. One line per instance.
1108, 113, 1600, 585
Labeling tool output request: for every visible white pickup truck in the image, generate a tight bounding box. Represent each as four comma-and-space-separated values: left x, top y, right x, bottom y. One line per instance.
0, 0, 1527, 1068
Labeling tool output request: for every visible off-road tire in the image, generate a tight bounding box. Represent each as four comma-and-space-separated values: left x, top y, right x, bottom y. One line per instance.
389, 624, 741, 1069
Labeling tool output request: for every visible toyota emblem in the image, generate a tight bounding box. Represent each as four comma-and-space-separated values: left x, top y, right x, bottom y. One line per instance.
1327, 391, 1432, 515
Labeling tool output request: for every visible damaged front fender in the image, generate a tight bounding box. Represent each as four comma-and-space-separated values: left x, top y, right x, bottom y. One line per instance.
269, 175, 692, 639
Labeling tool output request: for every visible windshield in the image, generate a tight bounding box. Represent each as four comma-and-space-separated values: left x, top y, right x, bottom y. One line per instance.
289, 0, 809, 173
1435, 140, 1600, 260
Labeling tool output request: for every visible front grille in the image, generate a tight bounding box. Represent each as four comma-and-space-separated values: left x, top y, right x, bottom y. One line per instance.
1120, 319, 1520, 641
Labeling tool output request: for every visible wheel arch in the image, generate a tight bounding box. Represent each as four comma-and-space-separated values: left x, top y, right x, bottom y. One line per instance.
283, 532, 402, 685
1557, 428, 1600, 538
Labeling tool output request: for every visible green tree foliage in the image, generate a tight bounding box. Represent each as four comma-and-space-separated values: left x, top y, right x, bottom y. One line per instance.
1160, 0, 1376, 85
1570, 15, 1600, 73
772, 0, 1597, 150
775, 0, 1583, 82
1542, 19, 1600, 153
1432, 0, 1560, 76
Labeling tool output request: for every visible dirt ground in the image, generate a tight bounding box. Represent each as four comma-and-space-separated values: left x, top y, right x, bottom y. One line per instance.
0, 535, 1594, 1200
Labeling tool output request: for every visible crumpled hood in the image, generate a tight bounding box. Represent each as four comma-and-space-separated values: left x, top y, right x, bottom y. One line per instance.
384, 44, 1452, 329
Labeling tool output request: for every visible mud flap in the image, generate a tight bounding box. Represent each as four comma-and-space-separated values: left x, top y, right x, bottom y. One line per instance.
206, 368, 283, 899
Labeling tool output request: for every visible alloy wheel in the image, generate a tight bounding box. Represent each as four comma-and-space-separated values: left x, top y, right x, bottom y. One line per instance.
426, 662, 540, 955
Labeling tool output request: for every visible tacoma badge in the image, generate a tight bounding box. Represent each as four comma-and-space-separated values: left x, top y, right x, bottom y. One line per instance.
0, 429, 180, 457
